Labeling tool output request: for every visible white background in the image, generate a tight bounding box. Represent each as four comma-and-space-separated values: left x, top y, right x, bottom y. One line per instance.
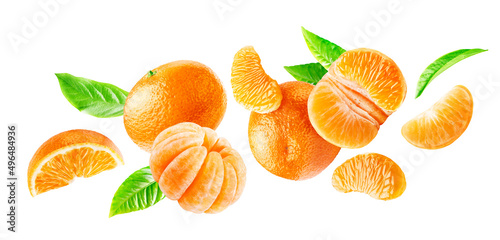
1, 0, 500, 239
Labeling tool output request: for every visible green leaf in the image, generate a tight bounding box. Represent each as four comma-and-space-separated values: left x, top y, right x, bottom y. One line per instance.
147, 70, 157, 77
284, 62, 328, 85
301, 26, 346, 69
56, 73, 129, 118
416, 48, 487, 98
109, 166, 165, 218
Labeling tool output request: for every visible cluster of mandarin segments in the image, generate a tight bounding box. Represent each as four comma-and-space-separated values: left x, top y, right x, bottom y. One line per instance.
231, 46, 409, 200
123, 60, 247, 213
308, 48, 407, 148
28, 129, 124, 196
231, 46, 340, 180
149, 122, 246, 213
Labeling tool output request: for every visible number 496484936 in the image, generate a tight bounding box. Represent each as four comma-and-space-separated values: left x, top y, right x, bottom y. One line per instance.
8, 125, 16, 176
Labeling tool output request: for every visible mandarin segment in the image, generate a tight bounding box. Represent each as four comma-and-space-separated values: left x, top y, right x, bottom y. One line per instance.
249, 81, 341, 180
219, 148, 246, 202
158, 146, 207, 200
332, 153, 406, 200
124, 60, 227, 152
205, 161, 238, 213
28, 130, 124, 196
149, 122, 246, 214
149, 136, 203, 183
178, 152, 225, 213
402, 85, 473, 149
231, 46, 283, 113
308, 48, 406, 149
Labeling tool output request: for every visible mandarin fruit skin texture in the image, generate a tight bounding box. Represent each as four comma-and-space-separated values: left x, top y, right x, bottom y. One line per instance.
124, 60, 227, 152
402, 85, 473, 149
308, 48, 406, 149
231, 46, 283, 113
28, 129, 124, 196
249, 81, 341, 181
150, 122, 246, 214
332, 153, 406, 200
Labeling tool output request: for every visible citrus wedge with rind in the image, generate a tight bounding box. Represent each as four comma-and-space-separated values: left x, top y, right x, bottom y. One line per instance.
28, 130, 124, 196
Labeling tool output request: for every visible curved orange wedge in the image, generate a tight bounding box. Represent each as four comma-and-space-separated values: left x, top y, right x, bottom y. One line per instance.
402, 85, 473, 149
332, 153, 406, 200
231, 46, 282, 113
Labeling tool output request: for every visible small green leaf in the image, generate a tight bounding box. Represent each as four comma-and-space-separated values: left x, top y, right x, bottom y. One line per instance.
416, 48, 487, 98
147, 70, 157, 77
301, 26, 346, 69
56, 73, 129, 118
109, 166, 165, 218
284, 63, 328, 85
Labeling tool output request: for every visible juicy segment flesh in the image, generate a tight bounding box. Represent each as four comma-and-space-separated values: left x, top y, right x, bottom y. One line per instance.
332, 153, 406, 200
150, 122, 246, 214
31, 145, 123, 196
309, 74, 390, 148
333, 48, 407, 111
402, 85, 473, 149
308, 48, 406, 149
231, 46, 283, 113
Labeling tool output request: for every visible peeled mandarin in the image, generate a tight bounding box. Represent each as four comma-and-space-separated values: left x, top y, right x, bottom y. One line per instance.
308, 48, 406, 149
150, 122, 246, 214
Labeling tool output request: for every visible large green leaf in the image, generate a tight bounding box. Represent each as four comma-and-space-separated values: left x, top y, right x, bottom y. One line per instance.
56, 73, 128, 118
284, 62, 328, 85
301, 27, 346, 69
415, 48, 487, 98
109, 166, 165, 218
